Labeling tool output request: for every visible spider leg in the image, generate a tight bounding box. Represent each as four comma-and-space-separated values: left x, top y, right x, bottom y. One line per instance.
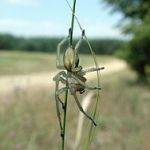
75, 29, 85, 51
53, 71, 67, 136
83, 67, 104, 73
53, 71, 67, 106
72, 93, 97, 126
71, 30, 85, 72
55, 80, 66, 106
55, 87, 68, 137
56, 33, 70, 69
71, 74, 101, 90
56, 87, 68, 108
53, 71, 67, 81
54, 81, 64, 136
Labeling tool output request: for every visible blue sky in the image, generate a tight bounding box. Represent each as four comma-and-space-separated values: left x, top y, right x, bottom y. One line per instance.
0, 0, 124, 38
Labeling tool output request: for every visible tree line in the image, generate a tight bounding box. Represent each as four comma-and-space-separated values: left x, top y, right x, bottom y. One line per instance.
0, 33, 125, 55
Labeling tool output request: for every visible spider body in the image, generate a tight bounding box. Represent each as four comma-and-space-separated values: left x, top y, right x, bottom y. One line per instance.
53, 29, 104, 135
63, 47, 86, 94
67, 71, 86, 94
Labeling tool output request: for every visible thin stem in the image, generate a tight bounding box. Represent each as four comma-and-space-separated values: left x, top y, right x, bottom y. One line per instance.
70, 0, 76, 46
61, 0, 77, 150
61, 90, 68, 150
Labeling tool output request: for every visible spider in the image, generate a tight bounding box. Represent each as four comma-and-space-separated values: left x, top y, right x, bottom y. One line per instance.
53, 29, 104, 136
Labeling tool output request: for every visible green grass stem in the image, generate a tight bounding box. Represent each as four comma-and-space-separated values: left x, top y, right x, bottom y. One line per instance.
70, 0, 76, 46
61, 90, 68, 150
61, 0, 77, 150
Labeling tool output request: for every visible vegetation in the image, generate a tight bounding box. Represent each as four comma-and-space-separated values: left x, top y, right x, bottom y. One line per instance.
0, 33, 125, 55
126, 26, 150, 82
0, 1, 149, 150
0, 51, 56, 75
102, 0, 150, 82
0, 67, 149, 150
0, 51, 113, 75
0, 50, 149, 149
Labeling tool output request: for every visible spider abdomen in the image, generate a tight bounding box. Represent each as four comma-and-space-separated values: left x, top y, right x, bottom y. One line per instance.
63, 47, 79, 71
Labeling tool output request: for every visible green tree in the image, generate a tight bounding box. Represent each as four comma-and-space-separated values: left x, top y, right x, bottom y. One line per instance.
0, 34, 15, 50
102, 0, 150, 82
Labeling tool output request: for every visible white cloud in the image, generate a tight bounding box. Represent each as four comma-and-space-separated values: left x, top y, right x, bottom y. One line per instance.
80, 19, 123, 38
0, 18, 125, 39
2, 0, 39, 6
0, 19, 32, 28
0, 19, 68, 37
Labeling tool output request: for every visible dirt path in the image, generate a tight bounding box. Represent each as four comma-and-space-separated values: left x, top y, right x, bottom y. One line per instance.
0, 59, 127, 94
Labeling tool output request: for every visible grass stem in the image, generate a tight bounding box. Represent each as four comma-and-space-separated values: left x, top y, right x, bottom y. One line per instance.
61, 90, 68, 150
70, 0, 76, 46
61, 0, 77, 150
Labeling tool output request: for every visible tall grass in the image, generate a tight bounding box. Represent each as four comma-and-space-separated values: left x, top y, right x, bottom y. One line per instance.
0, 69, 150, 149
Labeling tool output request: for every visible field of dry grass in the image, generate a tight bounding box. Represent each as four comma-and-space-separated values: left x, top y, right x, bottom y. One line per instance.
0, 51, 150, 150
0, 51, 113, 75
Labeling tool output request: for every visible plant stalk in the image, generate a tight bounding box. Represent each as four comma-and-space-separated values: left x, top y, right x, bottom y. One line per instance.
61, 90, 68, 150
61, 0, 77, 150
70, 0, 76, 46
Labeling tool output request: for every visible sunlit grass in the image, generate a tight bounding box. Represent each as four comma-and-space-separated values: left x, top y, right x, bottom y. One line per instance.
0, 51, 113, 75
0, 68, 150, 150
0, 51, 56, 75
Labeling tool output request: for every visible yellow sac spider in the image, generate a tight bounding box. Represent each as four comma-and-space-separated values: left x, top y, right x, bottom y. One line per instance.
53, 28, 104, 135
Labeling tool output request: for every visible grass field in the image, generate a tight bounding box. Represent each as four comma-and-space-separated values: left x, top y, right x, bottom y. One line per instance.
0, 51, 150, 150
0, 51, 113, 75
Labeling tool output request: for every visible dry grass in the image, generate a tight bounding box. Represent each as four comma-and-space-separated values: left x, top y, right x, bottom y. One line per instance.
0, 68, 150, 150
0, 51, 113, 75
